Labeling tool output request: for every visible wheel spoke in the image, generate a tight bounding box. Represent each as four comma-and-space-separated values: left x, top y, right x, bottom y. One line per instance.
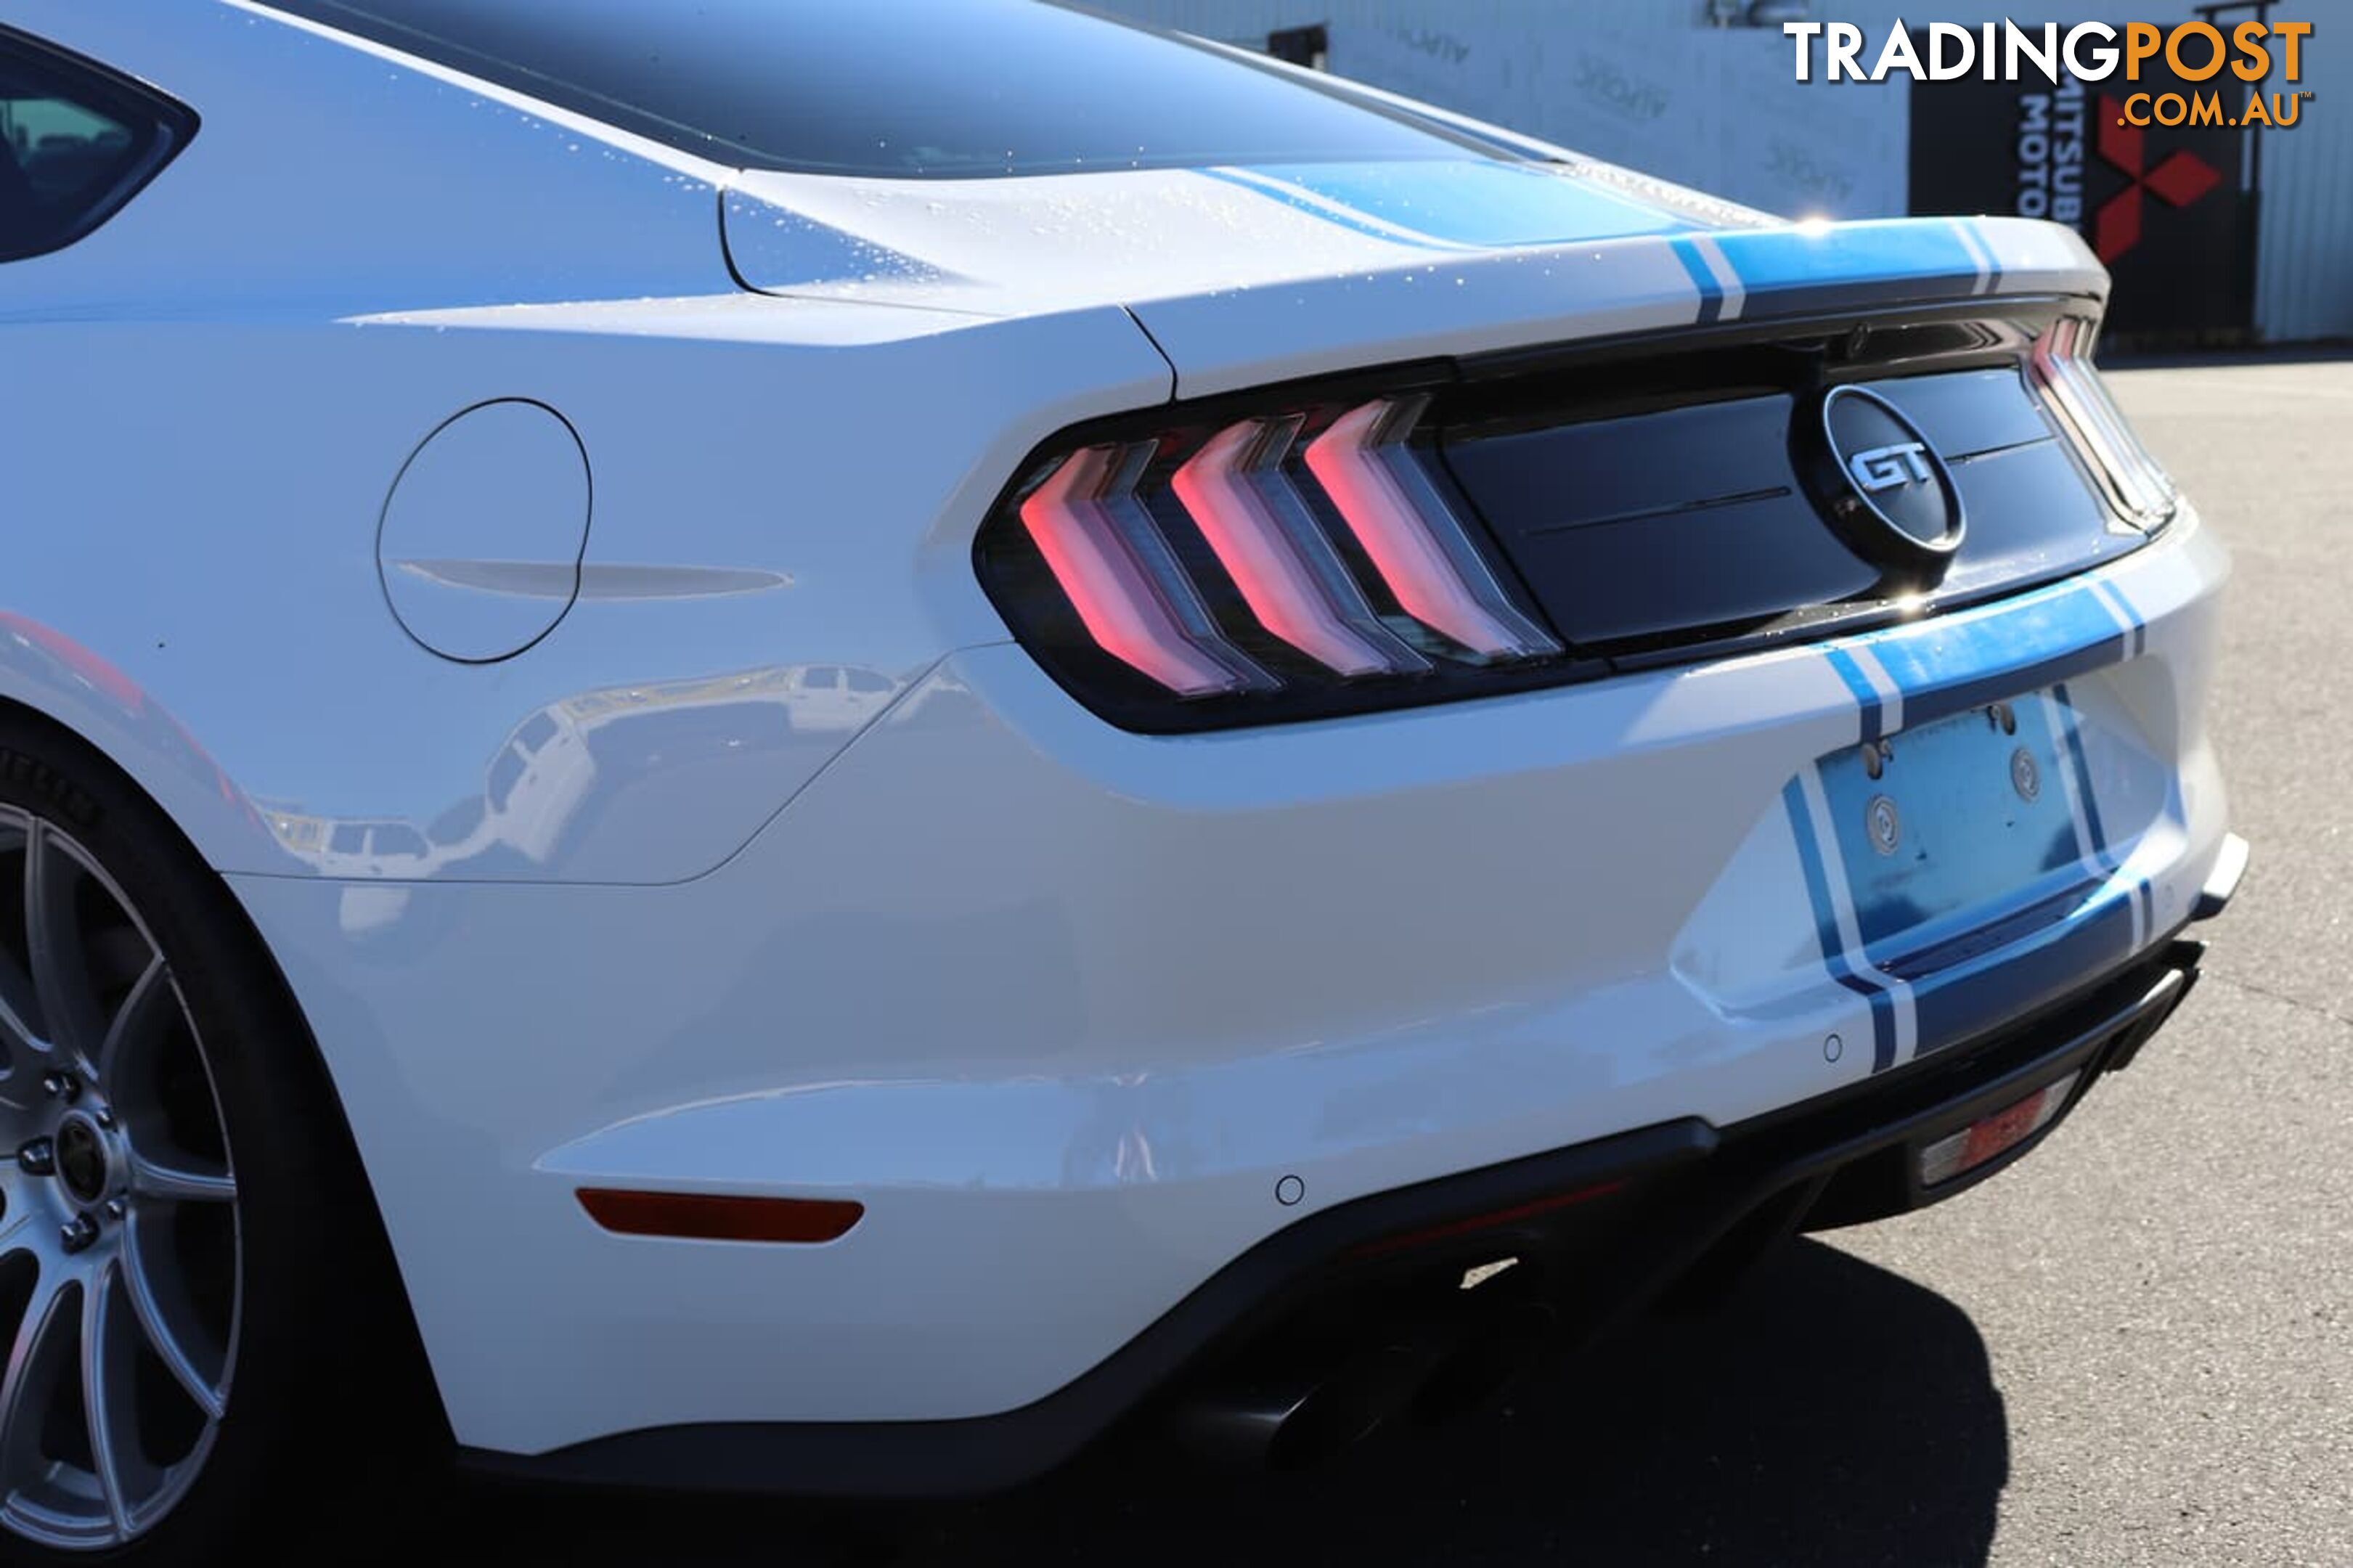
0, 1048, 41, 1116
0, 819, 45, 1063
81, 1259, 136, 1539
129, 1151, 236, 1205
0, 918, 51, 1116
0, 964, 42, 1061
95, 954, 174, 1093
0, 1267, 78, 1498
121, 1212, 225, 1421
23, 822, 100, 1066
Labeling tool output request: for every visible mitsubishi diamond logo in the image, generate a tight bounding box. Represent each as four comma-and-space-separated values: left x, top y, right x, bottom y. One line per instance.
2093, 94, 2224, 263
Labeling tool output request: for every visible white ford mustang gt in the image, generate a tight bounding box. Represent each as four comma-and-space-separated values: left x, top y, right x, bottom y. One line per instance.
0, 0, 2244, 1557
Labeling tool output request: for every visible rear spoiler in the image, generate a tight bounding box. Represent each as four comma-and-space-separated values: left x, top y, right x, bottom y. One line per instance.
725, 162, 2105, 401
1135, 216, 2109, 397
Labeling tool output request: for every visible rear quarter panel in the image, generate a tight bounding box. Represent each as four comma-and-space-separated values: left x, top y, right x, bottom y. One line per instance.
0, 1, 1172, 886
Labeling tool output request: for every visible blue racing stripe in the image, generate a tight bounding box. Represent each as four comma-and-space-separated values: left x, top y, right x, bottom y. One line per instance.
1784, 778, 1896, 1071
1710, 222, 1983, 319
1909, 889, 2135, 1056
1848, 581, 2132, 732
1794, 575, 2158, 1067
1668, 237, 1726, 324
1972, 219, 2005, 293
1822, 646, 1887, 744
2051, 682, 2111, 860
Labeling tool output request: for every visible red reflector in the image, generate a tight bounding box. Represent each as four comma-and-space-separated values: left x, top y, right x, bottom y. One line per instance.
577, 1188, 865, 1244
1303, 398, 1559, 662
1020, 444, 1265, 697
1917, 1071, 2079, 1187
1350, 1180, 1626, 1260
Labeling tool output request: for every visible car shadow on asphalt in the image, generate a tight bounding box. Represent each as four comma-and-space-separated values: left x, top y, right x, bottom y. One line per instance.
417, 1238, 2007, 1567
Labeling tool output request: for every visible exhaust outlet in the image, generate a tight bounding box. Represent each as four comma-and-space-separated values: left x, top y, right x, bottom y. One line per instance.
1169, 1344, 1428, 1471
1406, 1300, 1559, 1428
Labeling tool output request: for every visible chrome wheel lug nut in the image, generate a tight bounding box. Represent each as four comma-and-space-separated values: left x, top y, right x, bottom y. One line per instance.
94, 1108, 115, 1130
17, 1138, 55, 1177
60, 1212, 99, 1254
41, 1071, 80, 1102
104, 1198, 127, 1222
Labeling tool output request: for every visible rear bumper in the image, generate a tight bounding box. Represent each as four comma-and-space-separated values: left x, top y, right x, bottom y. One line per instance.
469, 912, 2224, 1498
232, 509, 2232, 1463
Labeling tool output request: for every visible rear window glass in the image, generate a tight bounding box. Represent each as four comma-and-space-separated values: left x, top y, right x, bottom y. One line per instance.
1, 28, 197, 262
254, 0, 1490, 179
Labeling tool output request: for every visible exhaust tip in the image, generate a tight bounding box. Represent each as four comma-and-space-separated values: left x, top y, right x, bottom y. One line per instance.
1406, 1302, 1559, 1429
1170, 1344, 1428, 1472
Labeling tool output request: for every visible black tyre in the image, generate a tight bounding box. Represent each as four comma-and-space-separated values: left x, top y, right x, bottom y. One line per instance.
0, 717, 430, 1561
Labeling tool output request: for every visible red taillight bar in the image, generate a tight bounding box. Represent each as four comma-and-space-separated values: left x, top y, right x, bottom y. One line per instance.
1304, 398, 1560, 661
1173, 417, 1425, 677
1019, 442, 1271, 697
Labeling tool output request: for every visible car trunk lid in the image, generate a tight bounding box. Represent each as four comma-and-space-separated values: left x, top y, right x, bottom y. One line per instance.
724, 158, 2108, 396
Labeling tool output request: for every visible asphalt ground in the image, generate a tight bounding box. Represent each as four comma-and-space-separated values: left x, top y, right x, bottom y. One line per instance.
413, 359, 2350, 1567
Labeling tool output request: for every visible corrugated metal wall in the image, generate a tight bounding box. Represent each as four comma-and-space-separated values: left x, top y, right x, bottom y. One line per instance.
1099, 1, 2352, 343
2256, 105, 2353, 342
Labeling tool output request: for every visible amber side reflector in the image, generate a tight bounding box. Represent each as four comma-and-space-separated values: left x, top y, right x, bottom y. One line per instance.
577, 1188, 864, 1244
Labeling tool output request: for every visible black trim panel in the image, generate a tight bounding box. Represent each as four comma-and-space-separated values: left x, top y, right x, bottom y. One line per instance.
1441, 362, 2132, 658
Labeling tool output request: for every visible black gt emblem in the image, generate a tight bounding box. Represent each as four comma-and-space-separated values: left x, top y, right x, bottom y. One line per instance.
1798, 385, 1967, 584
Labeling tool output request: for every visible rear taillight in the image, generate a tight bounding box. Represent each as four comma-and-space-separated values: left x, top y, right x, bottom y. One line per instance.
978, 394, 1562, 731
1302, 397, 1557, 662
2028, 317, 2176, 530
1170, 416, 1423, 679
1016, 441, 1273, 698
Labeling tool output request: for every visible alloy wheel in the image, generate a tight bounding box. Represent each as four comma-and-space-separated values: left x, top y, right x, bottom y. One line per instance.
0, 807, 240, 1551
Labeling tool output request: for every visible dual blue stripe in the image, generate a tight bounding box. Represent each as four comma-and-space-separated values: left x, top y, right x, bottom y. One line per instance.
1708, 223, 1985, 319
1790, 584, 2156, 1069
1896, 680, 2140, 1056
1170, 180, 2023, 338
2051, 683, 2111, 857
1783, 777, 1897, 1072
2052, 679, 2156, 932
1822, 647, 1886, 745
1797, 603, 2156, 1065
1836, 580, 2135, 743
1946, 218, 2005, 294
1668, 237, 1727, 324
